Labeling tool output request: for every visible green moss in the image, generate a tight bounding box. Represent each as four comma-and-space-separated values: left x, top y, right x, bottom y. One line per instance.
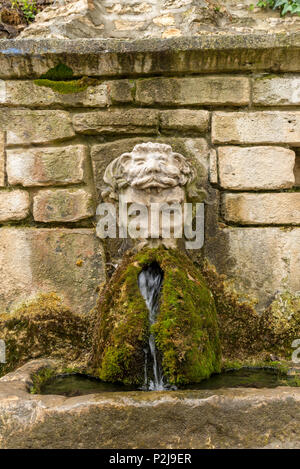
0, 293, 92, 378
92, 247, 221, 386
40, 63, 74, 81
34, 76, 100, 95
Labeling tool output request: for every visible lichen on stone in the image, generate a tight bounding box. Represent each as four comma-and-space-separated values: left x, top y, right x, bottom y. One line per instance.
92, 247, 221, 386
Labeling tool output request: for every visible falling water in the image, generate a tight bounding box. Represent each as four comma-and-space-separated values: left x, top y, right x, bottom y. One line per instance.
138, 262, 165, 391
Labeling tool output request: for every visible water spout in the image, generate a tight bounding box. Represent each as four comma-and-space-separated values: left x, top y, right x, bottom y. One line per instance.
138, 262, 165, 391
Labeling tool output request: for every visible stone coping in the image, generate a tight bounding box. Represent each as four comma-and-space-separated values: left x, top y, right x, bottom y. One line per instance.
0, 360, 300, 448
0, 33, 300, 78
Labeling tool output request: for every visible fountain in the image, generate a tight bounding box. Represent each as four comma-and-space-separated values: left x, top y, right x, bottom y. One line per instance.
138, 262, 165, 391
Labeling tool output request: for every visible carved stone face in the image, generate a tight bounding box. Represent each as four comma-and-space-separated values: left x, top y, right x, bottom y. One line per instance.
102, 142, 195, 200
100, 142, 196, 249
121, 145, 189, 190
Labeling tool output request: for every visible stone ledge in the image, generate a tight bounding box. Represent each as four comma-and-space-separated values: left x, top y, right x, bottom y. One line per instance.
0, 33, 300, 78
1, 360, 300, 449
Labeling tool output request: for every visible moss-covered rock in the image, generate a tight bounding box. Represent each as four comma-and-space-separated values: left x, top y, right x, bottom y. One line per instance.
0, 293, 92, 378
92, 247, 221, 386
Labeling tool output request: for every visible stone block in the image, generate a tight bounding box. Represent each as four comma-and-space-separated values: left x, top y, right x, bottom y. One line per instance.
0, 132, 5, 187
212, 112, 300, 145
33, 189, 94, 222
0, 190, 30, 222
205, 226, 300, 311
0, 110, 75, 145
218, 146, 295, 190
0, 228, 105, 314
222, 193, 300, 225
73, 108, 158, 134
159, 109, 209, 132
136, 76, 250, 106
7, 145, 87, 187
253, 75, 300, 105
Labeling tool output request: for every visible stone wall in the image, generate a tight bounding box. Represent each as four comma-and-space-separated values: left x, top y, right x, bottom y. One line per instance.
0, 35, 299, 313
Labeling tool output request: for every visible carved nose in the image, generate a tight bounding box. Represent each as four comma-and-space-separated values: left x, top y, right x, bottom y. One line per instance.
146, 160, 160, 172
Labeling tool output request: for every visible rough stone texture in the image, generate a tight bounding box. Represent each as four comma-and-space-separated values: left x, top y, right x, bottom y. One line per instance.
212, 111, 300, 146
0, 190, 29, 221
253, 75, 300, 106
295, 153, 300, 186
0, 228, 105, 314
73, 109, 158, 135
136, 76, 250, 106
222, 193, 300, 225
33, 188, 94, 223
91, 137, 209, 199
218, 146, 296, 190
0, 132, 4, 187
0, 110, 75, 145
209, 148, 218, 184
6, 145, 87, 187
0, 79, 133, 107
0, 80, 110, 107
18, 0, 300, 40
159, 109, 209, 132
205, 227, 300, 311
1, 360, 300, 449
108, 79, 134, 103
1, 35, 300, 79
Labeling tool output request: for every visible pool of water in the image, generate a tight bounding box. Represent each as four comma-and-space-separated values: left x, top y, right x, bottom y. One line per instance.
39, 368, 299, 397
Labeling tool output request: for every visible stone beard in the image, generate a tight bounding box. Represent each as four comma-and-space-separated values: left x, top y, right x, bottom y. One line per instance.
98, 142, 203, 249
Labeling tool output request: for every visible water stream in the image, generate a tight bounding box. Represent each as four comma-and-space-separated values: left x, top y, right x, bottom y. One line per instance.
138, 262, 165, 391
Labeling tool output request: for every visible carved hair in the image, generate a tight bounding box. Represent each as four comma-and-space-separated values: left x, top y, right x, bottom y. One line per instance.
101, 143, 195, 200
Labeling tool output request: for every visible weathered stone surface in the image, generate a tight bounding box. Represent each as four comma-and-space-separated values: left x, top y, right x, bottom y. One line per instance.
108, 79, 134, 103
91, 137, 209, 199
0, 190, 29, 221
295, 153, 300, 186
136, 76, 250, 106
16, 0, 300, 40
159, 109, 209, 132
7, 145, 87, 187
253, 75, 300, 106
218, 146, 295, 190
1, 36, 300, 79
1, 360, 300, 449
33, 189, 94, 222
209, 148, 218, 184
73, 109, 158, 134
0, 110, 75, 145
0, 228, 105, 314
212, 112, 300, 145
0, 132, 4, 186
0, 79, 133, 107
205, 227, 300, 310
222, 193, 300, 225
0, 80, 110, 107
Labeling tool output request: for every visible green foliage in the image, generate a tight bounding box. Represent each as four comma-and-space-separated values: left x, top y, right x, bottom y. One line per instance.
11, 0, 38, 22
257, 0, 300, 16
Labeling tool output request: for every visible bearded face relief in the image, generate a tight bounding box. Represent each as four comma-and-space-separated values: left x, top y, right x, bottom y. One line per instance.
98, 142, 199, 249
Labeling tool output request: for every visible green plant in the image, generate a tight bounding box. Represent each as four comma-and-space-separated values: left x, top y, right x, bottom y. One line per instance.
257, 0, 300, 16
11, 0, 38, 22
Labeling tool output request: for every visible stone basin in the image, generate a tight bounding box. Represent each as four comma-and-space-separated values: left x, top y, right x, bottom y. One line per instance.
0, 359, 299, 449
